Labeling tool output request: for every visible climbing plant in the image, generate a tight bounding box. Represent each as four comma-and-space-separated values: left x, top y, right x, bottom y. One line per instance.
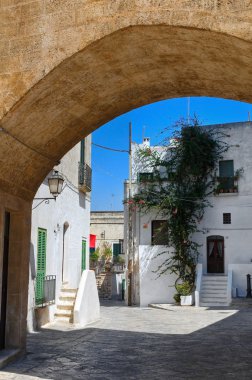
131, 118, 229, 291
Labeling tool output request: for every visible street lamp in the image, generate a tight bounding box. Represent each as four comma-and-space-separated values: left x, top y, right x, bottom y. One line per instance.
34, 170, 64, 200
48, 171, 64, 198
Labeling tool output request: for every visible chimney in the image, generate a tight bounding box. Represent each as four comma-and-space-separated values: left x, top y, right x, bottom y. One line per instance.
143, 137, 150, 147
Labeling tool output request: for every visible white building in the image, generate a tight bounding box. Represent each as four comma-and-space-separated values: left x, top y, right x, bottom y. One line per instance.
28, 137, 92, 329
125, 122, 252, 307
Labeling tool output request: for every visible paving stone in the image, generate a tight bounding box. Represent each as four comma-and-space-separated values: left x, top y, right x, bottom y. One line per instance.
1, 301, 252, 379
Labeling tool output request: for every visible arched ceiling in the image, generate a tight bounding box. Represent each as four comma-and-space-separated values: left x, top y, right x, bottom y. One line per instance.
1, 24, 252, 200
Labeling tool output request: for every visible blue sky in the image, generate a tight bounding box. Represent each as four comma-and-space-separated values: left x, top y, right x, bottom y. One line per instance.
91, 97, 252, 211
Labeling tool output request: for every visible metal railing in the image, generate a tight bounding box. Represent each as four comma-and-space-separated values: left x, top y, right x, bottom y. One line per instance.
35, 275, 56, 307
78, 162, 92, 192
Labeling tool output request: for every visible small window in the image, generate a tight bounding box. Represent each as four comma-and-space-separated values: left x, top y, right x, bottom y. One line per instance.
223, 213, 231, 224
151, 220, 169, 245
138, 172, 154, 183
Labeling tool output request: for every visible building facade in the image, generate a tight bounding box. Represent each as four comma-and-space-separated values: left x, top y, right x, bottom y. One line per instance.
90, 211, 124, 257
90, 211, 125, 300
27, 137, 92, 330
125, 122, 252, 307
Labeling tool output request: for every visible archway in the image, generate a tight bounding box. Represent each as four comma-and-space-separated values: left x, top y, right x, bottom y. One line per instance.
0, 22, 252, 353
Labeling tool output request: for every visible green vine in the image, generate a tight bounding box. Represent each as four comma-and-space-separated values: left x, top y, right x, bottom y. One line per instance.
131, 118, 229, 291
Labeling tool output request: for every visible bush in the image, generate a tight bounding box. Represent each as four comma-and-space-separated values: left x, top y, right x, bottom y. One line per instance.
176, 281, 192, 296
113, 255, 125, 264
173, 293, 181, 303
90, 250, 99, 263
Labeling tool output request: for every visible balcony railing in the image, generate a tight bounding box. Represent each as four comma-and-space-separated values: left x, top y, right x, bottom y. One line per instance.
78, 162, 92, 192
215, 176, 238, 194
35, 275, 56, 308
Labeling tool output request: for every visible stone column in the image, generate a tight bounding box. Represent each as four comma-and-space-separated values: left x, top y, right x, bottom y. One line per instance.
0, 190, 31, 351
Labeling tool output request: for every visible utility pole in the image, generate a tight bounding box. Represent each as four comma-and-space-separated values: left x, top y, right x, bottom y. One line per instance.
187, 97, 190, 124
128, 121, 133, 306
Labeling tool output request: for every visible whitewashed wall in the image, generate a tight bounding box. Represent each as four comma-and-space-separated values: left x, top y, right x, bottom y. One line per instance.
139, 246, 177, 306
228, 264, 252, 297
27, 138, 91, 330
125, 122, 252, 305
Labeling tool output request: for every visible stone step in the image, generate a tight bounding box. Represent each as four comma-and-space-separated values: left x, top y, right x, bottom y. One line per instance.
201, 291, 227, 297
201, 287, 227, 291
54, 316, 72, 323
201, 296, 227, 303
55, 309, 72, 318
60, 288, 77, 294
57, 299, 75, 306
57, 304, 74, 311
59, 295, 76, 302
201, 283, 227, 287
202, 279, 228, 284
200, 302, 229, 307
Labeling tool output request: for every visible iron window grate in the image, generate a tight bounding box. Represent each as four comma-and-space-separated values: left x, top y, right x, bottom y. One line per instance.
223, 213, 231, 224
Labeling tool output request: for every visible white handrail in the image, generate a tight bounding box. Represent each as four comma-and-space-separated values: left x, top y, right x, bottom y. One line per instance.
195, 263, 202, 307
227, 266, 233, 306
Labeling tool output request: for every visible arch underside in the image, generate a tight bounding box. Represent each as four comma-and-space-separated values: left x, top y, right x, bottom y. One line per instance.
1, 25, 252, 200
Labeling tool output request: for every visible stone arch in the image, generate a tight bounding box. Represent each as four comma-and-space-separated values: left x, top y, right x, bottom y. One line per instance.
1, 25, 252, 200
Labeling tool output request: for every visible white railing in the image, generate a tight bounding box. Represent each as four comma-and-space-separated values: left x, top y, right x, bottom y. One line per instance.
227, 267, 233, 305
195, 263, 203, 307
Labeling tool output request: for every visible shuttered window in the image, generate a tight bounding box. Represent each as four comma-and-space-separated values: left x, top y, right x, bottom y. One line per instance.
81, 240, 86, 271
219, 160, 234, 190
113, 242, 122, 256
35, 228, 47, 305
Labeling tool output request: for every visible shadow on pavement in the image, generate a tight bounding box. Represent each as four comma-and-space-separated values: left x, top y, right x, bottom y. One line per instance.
2, 307, 252, 379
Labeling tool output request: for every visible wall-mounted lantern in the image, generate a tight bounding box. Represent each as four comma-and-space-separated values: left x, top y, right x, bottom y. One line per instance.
34, 170, 64, 201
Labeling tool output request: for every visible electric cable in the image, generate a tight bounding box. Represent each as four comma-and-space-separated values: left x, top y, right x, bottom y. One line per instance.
92, 142, 129, 153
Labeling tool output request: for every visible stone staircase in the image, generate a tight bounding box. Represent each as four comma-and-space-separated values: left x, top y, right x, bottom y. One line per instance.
54, 287, 77, 323
200, 275, 229, 307
96, 272, 112, 299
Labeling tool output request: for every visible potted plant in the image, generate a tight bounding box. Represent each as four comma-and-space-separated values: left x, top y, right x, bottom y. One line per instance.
176, 281, 195, 306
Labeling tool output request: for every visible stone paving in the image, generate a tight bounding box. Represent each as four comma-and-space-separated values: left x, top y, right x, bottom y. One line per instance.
1, 301, 252, 379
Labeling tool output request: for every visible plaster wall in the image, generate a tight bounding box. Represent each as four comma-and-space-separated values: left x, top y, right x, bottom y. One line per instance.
28, 141, 91, 330
139, 246, 177, 307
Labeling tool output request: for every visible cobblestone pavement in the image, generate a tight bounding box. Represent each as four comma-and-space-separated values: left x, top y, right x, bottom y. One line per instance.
1, 302, 252, 379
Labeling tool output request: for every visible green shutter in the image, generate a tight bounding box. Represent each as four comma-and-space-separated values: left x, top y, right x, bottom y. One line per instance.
113, 243, 121, 256
80, 139, 85, 164
35, 228, 47, 305
81, 240, 86, 271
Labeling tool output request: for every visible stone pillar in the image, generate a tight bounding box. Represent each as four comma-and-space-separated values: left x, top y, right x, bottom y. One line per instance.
0, 190, 31, 351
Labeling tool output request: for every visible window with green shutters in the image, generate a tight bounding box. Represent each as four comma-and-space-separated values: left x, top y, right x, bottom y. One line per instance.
35, 228, 47, 306
113, 242, 122, 256
81, 240, 86, 271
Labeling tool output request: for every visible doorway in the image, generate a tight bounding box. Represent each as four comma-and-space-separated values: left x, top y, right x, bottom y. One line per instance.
0, 212, 10, 349
62, 222, 69, 283
207, 235, 224, 274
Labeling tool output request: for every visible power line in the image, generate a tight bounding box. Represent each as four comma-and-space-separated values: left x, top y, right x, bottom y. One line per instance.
92, 142, 129, 153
